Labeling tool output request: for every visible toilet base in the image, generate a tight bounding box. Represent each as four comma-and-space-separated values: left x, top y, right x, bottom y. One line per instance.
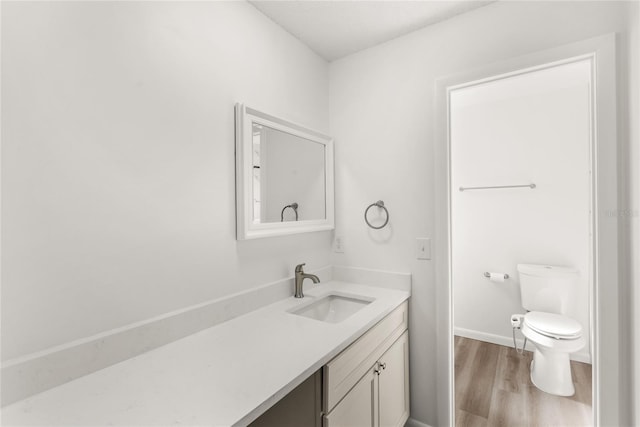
530, 349, 575, 396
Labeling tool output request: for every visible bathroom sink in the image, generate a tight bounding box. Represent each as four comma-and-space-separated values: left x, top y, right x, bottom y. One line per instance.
289, 293, 374, 323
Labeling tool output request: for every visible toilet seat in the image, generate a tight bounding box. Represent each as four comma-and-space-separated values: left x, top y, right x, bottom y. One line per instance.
524, 311, 582, 340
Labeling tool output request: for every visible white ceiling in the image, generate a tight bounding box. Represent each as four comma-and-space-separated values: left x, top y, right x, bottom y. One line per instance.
249, 1, 495, 62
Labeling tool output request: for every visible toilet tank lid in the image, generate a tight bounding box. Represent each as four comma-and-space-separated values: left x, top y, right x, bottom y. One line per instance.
517, 264, 578, 277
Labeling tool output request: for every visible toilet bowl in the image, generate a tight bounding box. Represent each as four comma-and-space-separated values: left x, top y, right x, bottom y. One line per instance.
516, 264, 586, 396
521, 311, 584, 396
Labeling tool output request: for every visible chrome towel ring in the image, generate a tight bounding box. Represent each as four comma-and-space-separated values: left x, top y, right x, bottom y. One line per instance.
364, 200, 389, 229
281, 202, 299, 222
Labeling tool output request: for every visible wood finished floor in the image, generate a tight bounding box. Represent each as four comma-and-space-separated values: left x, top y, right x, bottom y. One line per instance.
455, 336, 592, 427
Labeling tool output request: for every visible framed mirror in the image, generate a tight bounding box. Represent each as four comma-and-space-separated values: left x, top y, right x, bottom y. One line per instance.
235, 104, 334, 239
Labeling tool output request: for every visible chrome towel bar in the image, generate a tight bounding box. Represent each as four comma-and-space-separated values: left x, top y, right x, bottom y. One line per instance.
459, 183, 536, 192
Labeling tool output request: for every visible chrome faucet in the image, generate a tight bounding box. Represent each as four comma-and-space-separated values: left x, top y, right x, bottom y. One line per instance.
294, 263, 320, 298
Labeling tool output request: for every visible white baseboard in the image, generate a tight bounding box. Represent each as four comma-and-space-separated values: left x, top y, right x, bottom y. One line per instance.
454, 326, 592, 364
405, 417, 433, 427
1, 266, 333, 407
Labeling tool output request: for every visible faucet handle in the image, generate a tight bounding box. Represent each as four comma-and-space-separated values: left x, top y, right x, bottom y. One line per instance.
295, 263, 306, 273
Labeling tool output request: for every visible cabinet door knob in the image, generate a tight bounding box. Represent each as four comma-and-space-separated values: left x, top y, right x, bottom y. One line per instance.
379, 362, 386, 370
374, 368, 381, 376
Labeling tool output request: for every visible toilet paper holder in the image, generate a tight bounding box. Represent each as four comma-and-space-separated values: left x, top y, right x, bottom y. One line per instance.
484, 272, 509, 279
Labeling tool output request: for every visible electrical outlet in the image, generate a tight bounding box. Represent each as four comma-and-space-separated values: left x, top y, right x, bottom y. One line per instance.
334, 236, 345, 253
416, 238, 431, 260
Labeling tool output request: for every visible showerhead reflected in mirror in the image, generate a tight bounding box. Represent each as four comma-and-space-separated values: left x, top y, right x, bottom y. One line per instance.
251, 123, 325, 223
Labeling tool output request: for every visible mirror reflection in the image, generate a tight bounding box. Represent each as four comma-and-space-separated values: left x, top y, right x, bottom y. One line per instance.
251, 123, 326, 223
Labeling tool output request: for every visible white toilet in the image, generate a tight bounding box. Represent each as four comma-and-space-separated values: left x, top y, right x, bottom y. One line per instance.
517, 263, 585, 396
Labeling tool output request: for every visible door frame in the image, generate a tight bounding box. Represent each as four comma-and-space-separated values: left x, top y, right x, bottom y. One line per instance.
434, 33, 618, 426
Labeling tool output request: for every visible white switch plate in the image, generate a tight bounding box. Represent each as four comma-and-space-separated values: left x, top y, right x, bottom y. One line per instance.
334, 236, 345, 253
416, 238, 431, 260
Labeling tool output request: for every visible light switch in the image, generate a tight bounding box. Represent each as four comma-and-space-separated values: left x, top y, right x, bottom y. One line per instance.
416, 238, 431, 260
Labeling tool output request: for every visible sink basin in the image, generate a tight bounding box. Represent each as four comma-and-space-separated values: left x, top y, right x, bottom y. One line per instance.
289, 293, 374, 323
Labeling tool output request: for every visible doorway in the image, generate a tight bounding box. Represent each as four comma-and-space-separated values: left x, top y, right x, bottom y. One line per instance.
434, 34, 619, 427
450, 59, 593, 426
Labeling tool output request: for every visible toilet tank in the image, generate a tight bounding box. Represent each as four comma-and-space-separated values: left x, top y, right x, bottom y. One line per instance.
517, 264, 579, 314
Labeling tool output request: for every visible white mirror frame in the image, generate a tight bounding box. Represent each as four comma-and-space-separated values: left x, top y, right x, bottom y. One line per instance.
235, 104, 335, 240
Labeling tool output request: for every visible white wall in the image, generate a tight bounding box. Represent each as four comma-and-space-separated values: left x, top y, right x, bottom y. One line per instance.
451, 61, 592, 362
329, 2, 637, 425
1, 1, 331, 362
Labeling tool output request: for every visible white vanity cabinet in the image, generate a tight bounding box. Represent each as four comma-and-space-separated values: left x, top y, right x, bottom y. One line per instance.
378, 331, 410, 427
323, 302, 409, 427
250, 301, 409, 427
324, 363, 378, 427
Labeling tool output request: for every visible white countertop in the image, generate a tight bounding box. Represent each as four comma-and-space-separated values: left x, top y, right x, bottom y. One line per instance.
2, 281, 410, 426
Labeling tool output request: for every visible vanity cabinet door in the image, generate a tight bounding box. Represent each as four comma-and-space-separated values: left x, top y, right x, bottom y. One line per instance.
378, 331, 410, 427
323, 302, 408, 412
324, 366, 378, 427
